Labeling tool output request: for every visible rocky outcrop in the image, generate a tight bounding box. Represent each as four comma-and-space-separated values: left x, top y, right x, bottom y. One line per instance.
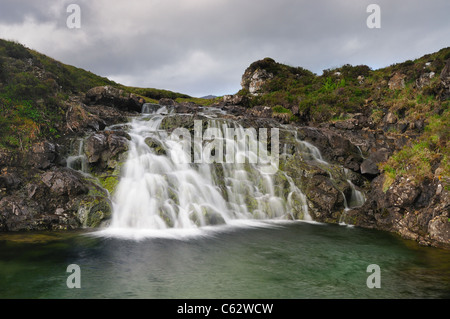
84, 131, 130, 170
241, 60, 274, 95
84, 86, 144, 113
0, 167, 111, 231
348, 174, 449, 249
388, 72, 406, 90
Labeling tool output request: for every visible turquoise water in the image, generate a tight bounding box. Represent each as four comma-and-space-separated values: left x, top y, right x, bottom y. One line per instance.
0, 221, 449, 299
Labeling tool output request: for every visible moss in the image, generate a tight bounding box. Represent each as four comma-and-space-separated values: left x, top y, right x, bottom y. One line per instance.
98, 175, 120, 196
77, 197, 112, 228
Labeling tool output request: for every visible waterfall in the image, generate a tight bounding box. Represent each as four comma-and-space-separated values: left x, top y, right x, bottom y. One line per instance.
108, 106, 312, 231
67, 138, 88, 173
63, 103, 368, 236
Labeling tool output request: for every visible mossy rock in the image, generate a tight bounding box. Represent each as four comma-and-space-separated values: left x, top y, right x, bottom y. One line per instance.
77, 196, 112, 228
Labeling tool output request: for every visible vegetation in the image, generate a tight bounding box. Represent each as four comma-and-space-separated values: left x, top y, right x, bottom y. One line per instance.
238, 47, 450, 189
0, 39, 194, 150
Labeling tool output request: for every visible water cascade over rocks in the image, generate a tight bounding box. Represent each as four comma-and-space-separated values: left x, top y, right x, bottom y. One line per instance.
69, 104, 366, 235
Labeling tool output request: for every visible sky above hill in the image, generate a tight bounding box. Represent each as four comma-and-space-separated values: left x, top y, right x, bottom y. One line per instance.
0, 0, 449, 97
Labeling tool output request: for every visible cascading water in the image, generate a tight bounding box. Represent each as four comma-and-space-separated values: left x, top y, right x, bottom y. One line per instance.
67, 103, 367, 236
66, 138, 88, 173
108, 105, 312, 232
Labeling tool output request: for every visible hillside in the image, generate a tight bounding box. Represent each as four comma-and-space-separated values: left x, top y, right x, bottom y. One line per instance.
227, 50, 450, 191
0, 39, 199, 150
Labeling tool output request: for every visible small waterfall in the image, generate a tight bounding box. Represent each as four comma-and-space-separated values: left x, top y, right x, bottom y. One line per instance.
66, 138, 88, 173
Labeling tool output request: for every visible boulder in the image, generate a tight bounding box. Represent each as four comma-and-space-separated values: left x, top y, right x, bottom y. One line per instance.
27, 141, 57, 169
84, 131, 130, 168
360, 148, 390, 175
84, 86, 144, 113
41, 168, 89, 197
388, 72, 406, 90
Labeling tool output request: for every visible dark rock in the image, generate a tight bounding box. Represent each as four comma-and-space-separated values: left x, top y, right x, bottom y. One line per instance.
41, 168, 89, 197
27, 141, 57, 169
84, 131, 130, 168
84, 86, 143, 113
303, 174, 345, 217
159, 98, 177, 106
360, 148, 390, 175
0, 170, 22, 190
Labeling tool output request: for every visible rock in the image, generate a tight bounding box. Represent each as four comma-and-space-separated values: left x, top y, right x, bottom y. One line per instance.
303, 174, 345, 218
84, 86, 143, 113
0, 169, 22, 190
388, 72, 406, 90
142, 103, 163, 114
41, 168, 89, 196
416, 72, 435, 88
145, 137, 166, 155
438, 58, 450, 99
334, 119, 356, 130
65, 102, 107, 133
387, 177, 421, 207
241, 60, 274, 96
27, 141, 57, 169
77, 197, 112, 228
428, 215, 450, 245
384, 112, 397, 124
223, 94, 248, 106
360, 148, 390, 175
159, 98, 177, 106
84, 131, 130, 168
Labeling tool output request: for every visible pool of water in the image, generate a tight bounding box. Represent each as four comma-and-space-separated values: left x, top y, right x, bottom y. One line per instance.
0, 221, 449, 299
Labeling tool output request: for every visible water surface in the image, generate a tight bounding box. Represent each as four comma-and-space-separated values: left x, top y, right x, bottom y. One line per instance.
1, 221, 449, 299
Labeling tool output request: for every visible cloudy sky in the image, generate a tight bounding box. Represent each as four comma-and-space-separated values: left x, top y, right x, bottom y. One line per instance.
0, 0, 449, 97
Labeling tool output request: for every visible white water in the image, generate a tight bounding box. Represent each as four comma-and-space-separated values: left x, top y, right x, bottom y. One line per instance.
67, 104, 366, 235
105, 106, 313, 232
66, 138, 88, 173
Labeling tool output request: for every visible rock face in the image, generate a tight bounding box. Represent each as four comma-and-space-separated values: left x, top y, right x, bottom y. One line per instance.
349, 174, 450, 248
0, 166, 112, 231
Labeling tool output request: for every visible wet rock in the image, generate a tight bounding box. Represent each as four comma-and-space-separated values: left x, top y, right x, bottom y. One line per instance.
303, 175, 345, 218
145, 137, 166, 155
84, 131, 130, 168
77, 197, 112, 228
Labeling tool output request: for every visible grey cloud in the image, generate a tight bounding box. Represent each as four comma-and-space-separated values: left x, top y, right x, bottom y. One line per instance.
0, 0, 449, 97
